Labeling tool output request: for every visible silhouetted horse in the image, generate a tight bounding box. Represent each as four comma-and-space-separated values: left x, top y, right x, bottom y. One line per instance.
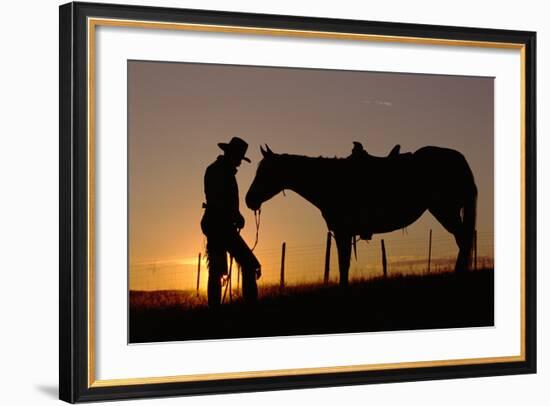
245, 145, 477, 286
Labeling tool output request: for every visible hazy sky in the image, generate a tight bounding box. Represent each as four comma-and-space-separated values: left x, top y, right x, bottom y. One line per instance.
128, 60, 494, 291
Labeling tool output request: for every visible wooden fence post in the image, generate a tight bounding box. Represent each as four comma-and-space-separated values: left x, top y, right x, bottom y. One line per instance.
280, 242, 286, 291
427, 229, 432, 273
381, 239, 387, 278
196, 252, 201, 296
324, 232, 332, 284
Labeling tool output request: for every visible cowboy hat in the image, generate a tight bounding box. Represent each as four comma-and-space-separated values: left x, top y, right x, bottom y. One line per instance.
218, 137, 251, 163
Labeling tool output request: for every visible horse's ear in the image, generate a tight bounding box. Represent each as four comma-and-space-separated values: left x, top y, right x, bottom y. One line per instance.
260, 144, 274, 158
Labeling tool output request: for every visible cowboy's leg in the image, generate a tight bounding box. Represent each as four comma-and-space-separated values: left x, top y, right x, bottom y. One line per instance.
205, 237, 227, 308
226, 232, 260, 304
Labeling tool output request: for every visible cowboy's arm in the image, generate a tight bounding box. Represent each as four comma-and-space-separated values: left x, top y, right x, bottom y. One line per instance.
235, 212, 245, 229
204, 166, 232, 214
229, 176, 245, 229
204, 165, 244, 228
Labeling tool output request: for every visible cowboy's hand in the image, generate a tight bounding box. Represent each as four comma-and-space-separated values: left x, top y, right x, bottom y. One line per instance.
235, 213, 245, 229
255, 267, 262, 280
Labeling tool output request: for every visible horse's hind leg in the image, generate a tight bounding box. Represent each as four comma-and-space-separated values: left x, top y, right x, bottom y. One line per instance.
334, 232, 351, 287
429, 205, 469, 272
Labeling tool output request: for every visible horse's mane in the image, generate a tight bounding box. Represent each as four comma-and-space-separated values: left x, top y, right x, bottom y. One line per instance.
255, 153, 362, 187
276, 153, 348, 164
279, 153, 345, 161
273, 153, 356, 173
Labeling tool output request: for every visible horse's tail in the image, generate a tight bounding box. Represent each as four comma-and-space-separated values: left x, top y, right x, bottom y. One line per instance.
462, 164, 478, 271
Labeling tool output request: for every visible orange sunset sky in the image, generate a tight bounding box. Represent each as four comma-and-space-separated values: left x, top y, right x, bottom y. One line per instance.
128, 61, 494, 291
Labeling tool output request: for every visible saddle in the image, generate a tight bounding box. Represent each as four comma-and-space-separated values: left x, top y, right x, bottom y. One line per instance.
346, 142, 415, 238
348, 141, 413, 166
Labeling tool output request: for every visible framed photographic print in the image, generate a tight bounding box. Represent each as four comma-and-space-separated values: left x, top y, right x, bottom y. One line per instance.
59, 1, 536, 403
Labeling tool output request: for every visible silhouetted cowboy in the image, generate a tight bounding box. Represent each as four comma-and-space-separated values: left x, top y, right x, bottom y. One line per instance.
200, 137, 261, 308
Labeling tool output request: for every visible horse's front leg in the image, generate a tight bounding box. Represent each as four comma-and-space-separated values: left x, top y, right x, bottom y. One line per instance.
334, 232, 352, 287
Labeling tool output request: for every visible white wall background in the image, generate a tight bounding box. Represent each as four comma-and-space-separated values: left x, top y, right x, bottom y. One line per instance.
0, 0, 546, 405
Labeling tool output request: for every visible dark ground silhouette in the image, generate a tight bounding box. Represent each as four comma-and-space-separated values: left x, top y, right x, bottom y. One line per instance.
129, 268, 493, 343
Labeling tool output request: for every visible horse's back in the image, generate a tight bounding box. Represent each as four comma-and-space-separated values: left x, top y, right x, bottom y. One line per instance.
414, 146, 467, 163
413, 146, 476, 196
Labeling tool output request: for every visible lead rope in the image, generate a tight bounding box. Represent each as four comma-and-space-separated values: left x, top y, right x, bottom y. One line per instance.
251, 208, 261, 252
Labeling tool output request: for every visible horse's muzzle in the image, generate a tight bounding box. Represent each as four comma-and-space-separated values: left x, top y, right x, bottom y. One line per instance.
245, 194, 261, 211
246, 200, 261, 211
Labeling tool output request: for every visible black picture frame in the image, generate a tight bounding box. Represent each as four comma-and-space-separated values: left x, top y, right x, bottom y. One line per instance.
59, 1, 536, 403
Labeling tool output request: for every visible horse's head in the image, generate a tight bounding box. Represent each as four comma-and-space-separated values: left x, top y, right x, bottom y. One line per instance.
246, 145, 285, 210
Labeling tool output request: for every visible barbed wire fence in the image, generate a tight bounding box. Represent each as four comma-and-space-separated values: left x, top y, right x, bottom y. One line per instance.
130, 230, 494, 292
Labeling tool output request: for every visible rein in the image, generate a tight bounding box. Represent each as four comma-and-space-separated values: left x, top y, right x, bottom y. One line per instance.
251, 208, 261, 252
